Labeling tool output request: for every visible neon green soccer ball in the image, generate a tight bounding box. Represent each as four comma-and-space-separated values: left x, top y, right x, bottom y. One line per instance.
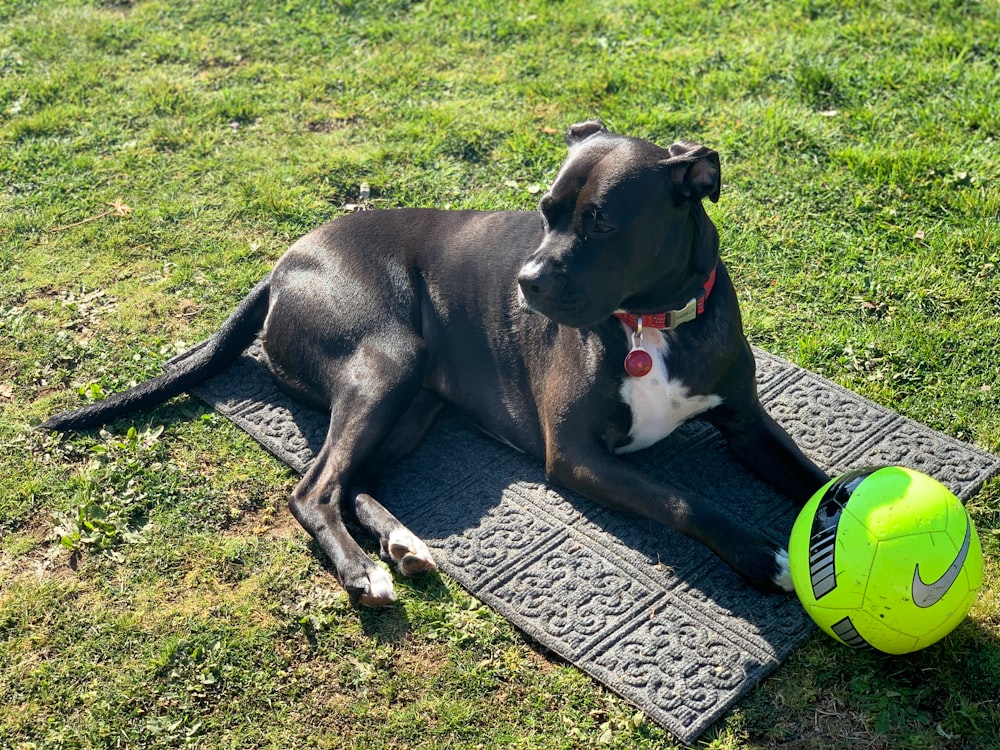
788, 466, 983, 654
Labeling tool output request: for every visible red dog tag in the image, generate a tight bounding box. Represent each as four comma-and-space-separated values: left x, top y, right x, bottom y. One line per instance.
624, 320, 653, 377
624, 347, 653, 377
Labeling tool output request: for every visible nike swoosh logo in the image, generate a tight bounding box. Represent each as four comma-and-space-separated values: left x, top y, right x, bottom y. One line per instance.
912, 516, 971, 608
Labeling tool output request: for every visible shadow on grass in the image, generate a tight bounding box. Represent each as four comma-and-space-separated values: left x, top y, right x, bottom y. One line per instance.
741, 615, 1000, 748
307, 528, 458, 643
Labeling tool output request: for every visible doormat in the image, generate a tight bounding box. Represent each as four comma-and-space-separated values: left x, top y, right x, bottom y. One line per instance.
174, 341, 999, 744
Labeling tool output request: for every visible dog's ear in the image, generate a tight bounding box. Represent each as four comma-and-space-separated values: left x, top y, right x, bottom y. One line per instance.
662, 141, 721, 204
565, 119, 608, 146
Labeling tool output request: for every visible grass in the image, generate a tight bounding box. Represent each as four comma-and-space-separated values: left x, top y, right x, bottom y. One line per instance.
2, 0, 999, 747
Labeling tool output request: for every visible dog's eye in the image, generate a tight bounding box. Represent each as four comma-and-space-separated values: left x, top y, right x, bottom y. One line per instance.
586, 210, 615, 235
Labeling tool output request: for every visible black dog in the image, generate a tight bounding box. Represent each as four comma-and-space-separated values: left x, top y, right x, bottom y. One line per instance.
44, 121, 829, 605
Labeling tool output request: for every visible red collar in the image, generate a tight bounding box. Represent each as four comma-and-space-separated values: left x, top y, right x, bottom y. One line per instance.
613, 266, 717, 331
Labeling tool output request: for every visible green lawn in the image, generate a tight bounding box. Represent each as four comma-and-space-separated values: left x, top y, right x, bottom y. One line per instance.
2, 1, 999, 747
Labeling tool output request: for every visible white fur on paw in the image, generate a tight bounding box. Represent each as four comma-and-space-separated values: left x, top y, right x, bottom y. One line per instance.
359, 565, 397, 607
387, 528, 436, 576
773, 548, 794, 592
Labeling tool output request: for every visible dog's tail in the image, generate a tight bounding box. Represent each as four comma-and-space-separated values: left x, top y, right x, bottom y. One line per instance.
41, 275, 272, 432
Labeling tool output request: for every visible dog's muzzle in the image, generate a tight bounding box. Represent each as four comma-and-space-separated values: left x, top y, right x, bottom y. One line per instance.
516, 262, 606, 328
516, 257, 553, 305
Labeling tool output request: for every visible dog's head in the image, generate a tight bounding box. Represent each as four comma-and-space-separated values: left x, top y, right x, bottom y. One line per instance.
517, 120, 721, 328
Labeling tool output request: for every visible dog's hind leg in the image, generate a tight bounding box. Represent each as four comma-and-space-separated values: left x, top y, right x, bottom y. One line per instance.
351, 494, 438, 577
286, 334, 429, 607
349, 388, 446, 577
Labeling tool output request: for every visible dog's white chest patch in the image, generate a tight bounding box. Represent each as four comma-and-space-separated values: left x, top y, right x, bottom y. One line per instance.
616, 329, 722, 454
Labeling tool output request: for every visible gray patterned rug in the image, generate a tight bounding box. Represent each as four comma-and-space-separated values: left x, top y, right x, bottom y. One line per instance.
177, 341, 999, 744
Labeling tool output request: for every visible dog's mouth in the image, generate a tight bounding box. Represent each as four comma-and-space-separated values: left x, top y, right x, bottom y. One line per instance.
516, 281, 614, 329
516, 284, 537, 313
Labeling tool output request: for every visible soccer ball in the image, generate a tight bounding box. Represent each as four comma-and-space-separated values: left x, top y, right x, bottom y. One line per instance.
788, 466, 983, 654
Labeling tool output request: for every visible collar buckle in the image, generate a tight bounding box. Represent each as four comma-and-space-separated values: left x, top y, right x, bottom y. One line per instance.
666, 296, 698, 329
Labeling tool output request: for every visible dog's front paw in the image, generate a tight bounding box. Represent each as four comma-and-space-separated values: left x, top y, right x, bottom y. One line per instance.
343, 563, 397, 607
385, 528, 437, 576
735, 542, 796, 593
772, 548, 794, 593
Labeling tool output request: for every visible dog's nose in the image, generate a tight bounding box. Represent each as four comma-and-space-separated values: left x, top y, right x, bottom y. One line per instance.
517, 259, 553, 298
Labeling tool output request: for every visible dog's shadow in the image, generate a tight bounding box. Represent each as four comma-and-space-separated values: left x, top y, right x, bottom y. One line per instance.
379, 411, 811, 646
